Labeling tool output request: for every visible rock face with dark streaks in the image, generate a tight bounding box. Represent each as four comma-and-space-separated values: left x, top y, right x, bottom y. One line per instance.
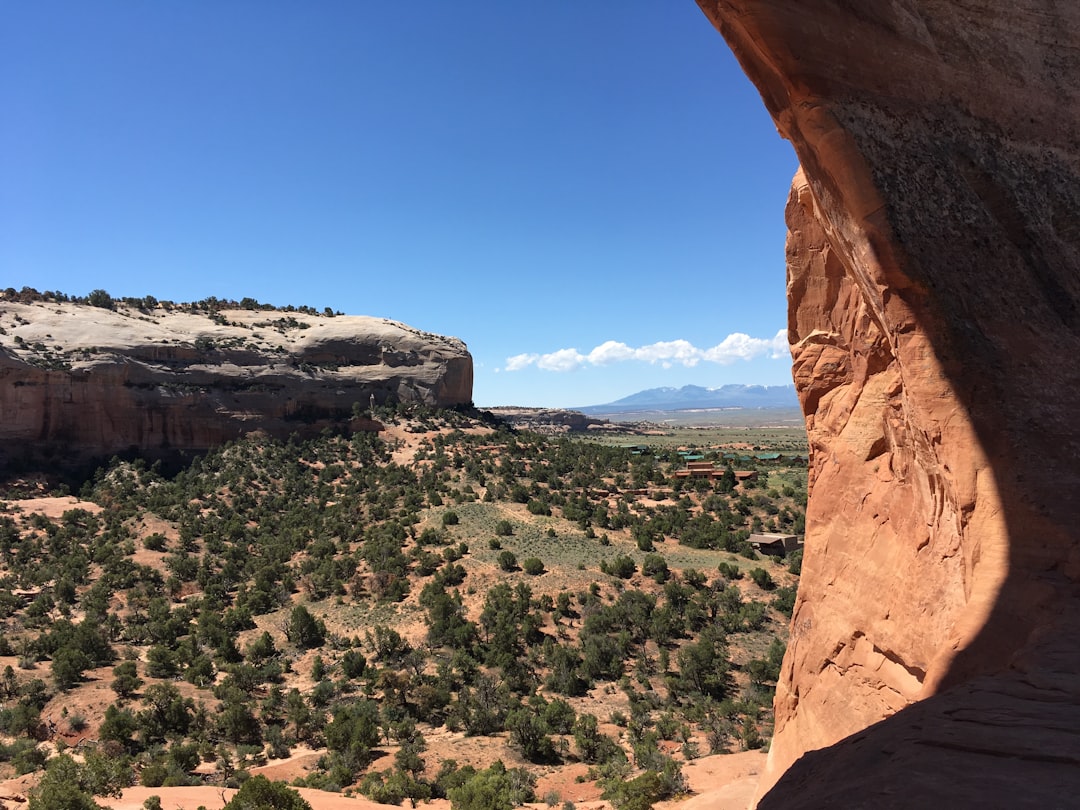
0, 301, 472, 464
696, 1, 1080, 805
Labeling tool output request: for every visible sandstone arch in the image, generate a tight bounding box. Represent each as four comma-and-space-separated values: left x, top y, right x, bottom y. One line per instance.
696, 1, 1080, 805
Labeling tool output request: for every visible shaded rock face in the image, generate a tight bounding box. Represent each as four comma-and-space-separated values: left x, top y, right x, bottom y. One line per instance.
697, 0, 1080, 803
0, 303, 472, 464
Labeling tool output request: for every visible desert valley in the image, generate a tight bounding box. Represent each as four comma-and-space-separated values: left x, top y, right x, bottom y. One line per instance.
0, 292, 804, 810
6, 1, 1080, 808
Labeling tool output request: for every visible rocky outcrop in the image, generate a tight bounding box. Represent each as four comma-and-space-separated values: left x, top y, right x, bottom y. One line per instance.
487, 407, 617, 434
0, 302, 472, 464
696, 0, 1080, 804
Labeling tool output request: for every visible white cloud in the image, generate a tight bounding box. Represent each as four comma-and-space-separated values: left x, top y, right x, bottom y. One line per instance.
537, 348, 587, 372
504, 330, 790, 372
702, 332, 774, 364
586, 340, 635, 365
636, 339, 700, 366
503, 352, 539, 371
769, 328, 789, 358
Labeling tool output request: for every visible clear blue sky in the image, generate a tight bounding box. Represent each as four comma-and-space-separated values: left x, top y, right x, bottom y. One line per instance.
2, 2, 798, 408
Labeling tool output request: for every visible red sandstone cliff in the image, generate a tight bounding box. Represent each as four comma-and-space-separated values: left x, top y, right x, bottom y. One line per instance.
696, 1, 1080, 805
0, 301, 472, 463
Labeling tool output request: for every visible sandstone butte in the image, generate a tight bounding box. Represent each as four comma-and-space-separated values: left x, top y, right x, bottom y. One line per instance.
0, 300, 473, 466
696, 1, 1080, 806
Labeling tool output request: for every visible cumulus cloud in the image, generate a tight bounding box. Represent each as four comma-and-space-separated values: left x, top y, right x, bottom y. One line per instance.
702, 329, 789, 364
768, 328, 789, 358
537, 348, 586, 372
504, 353, 540, 372
636, 339, 700, 367
502, 329, 789, 372
586, 340, 635, 365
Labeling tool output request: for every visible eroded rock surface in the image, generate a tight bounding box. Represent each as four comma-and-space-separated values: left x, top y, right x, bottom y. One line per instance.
696, 0, 1080, 804
486, 407, 631, 435
0, 301, 472, 464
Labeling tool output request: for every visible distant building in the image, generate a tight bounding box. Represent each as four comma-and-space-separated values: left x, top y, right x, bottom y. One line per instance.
673, 461, 757, 483
676, 461, 719, 478
748, 532, 802, 557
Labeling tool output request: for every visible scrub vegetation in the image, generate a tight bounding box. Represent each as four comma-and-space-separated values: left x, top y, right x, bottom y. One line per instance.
0, 404, 805, 809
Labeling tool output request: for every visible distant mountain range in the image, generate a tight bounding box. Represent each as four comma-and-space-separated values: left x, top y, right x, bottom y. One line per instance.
577, 384, 799, 414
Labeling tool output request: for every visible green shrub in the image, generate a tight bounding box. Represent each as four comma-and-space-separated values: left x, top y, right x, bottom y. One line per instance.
600, 555, 636, 579
526, 499, 551, 516
223, 774, 312, 809
285, 605, 325, 649
497, 551, 518, 572
640, 554, 668, 583
772, 586, 797, 617
340, 649, 366, 679
88, 289, 115, 310
748, 568, 774, 590
27, 755, 99, 810
717, 561, 742, 580
522, 557, 545, 576
448, 760, 535, 810
143, 533, 168, 551
786, 549, 803, 575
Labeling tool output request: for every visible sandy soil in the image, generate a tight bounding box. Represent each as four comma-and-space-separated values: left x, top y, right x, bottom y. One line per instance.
4, 496, 103, 520
246, 744, 323, 783
663, 750, 765, 810
0, 751, 763, 810
0, 773, 38, 810
382, 423, 494, 468
533, 761, 604, 804
97, 785, 421, 810
92, 750, 764, 810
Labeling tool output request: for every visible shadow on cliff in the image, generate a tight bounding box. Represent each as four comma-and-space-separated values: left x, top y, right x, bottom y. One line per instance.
758, 308, 1080, 807
757, 659, 1080, 808
0, 422, 371, 493
758, 140, 1080, 808
689, 2, 1080, 804
0, 444, 224, 495
761, 536, 1080, 807
0, 403, 503, 493
758, 157, 1080, 806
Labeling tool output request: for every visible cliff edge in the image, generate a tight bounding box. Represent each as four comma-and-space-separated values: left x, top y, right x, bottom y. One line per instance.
696, 1, 1080, 805
0, 299, 472, 464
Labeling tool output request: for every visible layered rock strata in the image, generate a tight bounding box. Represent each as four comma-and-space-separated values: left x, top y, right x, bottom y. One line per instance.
0, 302, 472, 463
696, 0, 1080, 804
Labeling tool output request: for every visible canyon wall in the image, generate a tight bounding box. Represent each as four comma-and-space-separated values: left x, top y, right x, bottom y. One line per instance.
696, 1, 1080, 804
0, 302, 472, 465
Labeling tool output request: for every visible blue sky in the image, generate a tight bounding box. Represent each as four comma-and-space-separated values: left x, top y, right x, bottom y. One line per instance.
2, 2, 798, 408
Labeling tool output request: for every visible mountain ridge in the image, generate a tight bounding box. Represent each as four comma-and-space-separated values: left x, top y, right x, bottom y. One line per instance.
576, 383, 798, 414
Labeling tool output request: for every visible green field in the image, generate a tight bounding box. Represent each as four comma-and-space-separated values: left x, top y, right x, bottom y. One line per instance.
585, 406, 805, 429
582, 423, 809, 454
